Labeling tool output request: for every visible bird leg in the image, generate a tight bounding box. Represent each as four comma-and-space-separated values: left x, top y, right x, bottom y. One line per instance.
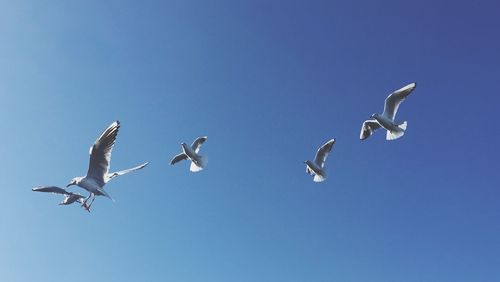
81, 201, 91, 212
82, 193, 92, 207
87, 193, 97, 209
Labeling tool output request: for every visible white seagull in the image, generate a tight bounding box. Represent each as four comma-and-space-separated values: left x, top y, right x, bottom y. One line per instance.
360, 82, 417, 141
304, 138, 336, 182
66, 121, 149, 209
32, 186, 90, 212
170, 136, 208, 172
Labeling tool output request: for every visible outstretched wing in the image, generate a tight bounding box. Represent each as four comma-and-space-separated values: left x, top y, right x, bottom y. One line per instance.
360, 119, 381, 140
383, 82, 416, 120
108, 162, 149, 180
314, 139, 335, 168
32, 186, 70, 195
191, 136, 208, 154
170, 153, 188, 165
86, 121, 120, 187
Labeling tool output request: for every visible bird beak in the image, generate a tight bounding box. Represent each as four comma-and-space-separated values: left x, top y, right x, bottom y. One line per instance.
66, 183, 72, 188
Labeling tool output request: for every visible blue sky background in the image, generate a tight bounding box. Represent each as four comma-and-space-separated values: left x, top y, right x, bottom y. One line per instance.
1, 0, 499, 281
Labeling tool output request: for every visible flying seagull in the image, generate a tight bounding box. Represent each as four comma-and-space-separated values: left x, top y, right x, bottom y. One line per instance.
304, 138, 335, 182
170, 136, 208, 172
66, 121, 149, 210
32, 186, 90, 212
360, 82, 416, 141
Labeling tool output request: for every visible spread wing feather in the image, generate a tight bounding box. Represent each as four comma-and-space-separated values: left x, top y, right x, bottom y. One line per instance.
86, 121, 120, 187
191, 136, 208, 154
170, 153, 188, 165
32, 186, 70, 195
314, 139, 335, 168
383, 83, 416, 120
360, 119, 381, 140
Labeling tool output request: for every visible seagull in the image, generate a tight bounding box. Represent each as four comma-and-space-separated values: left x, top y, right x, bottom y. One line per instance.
170, 136, 208, 172
304, 138, 335, 182
66, 121, 149, 210
360, 82, 417, 141
32, 186, 90, 212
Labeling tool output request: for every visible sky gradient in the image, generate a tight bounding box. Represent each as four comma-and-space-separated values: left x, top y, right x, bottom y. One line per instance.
1, 1, 499, 281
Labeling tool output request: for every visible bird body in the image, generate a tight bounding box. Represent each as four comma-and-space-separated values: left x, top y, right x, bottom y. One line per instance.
304, 160, 327, 182
171, 136, 208, 172
360, 82, 416, 141
66, 121, 149, 209
61, 193, 86, 206
70, 177, 112, 200
304, 138, 335, 182
181, 143, 197, 163
372, 113, 400, 132
32, 186, 90, 211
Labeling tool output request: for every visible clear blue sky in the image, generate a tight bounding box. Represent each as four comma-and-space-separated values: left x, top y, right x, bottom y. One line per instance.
1, 1, 499, 281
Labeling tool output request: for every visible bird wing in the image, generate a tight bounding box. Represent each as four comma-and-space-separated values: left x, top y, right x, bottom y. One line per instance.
314, 139, 335, 168
360, 119, 381, 140
191, 136, 208, 154
86, 121, 120, 187
382, 82, 416, 120
108, 162, 149, 180
32, 186, 70, 195
170, 153, 188, 165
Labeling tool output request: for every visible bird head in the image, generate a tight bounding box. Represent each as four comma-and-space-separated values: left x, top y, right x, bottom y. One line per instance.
66, 178, 79, 188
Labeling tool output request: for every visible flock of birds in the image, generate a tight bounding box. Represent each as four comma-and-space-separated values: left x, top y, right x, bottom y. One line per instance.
33, 82, 417, 212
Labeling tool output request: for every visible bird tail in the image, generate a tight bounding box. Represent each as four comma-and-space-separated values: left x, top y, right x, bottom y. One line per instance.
313, 174, 326, 182
98, 188, 114, 202
386, 121, 407, 140
190, 156, 208, 172
398, 121, 407, 131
